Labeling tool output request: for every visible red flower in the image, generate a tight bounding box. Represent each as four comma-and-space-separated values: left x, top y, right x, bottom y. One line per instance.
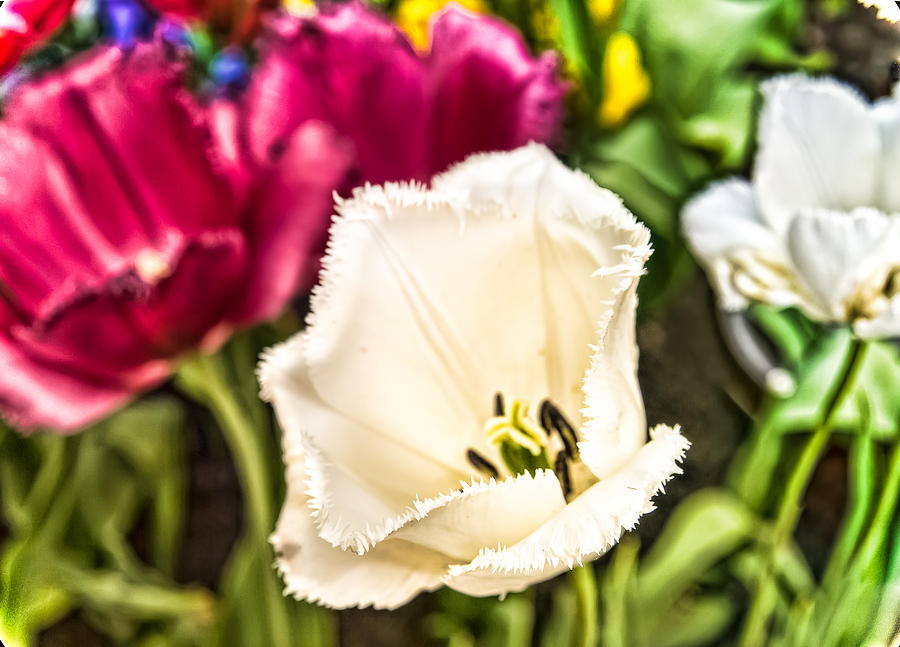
0, 42, 352, 431
0, 0, 76, 73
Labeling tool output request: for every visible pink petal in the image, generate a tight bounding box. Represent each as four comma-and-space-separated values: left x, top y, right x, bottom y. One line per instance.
229, 121, 355, 325
244, 3, 430, 183
426, 6, 567, 176
0, 303, 141, 432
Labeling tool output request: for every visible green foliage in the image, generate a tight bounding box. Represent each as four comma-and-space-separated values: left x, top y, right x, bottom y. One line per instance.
0, 398, 212, 647
569, 0, 827, 312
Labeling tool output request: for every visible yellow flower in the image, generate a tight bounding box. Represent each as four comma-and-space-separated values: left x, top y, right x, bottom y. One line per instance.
395, 0, 489, 51
587, 0, 618, 24
598, 31, 650, 128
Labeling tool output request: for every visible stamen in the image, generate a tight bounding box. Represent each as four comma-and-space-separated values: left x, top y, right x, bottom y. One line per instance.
540, 399, 579, 458
554, 452, 571, 498
493, 392, 505, 417
467, 449, 499, 479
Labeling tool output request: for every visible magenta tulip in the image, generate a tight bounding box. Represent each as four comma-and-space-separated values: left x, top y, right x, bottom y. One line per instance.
242, 2, 568, 185
0, 42, 352, 431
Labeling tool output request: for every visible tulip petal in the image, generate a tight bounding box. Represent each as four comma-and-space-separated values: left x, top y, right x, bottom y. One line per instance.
434, 144, 652, 420
0, 304, 135, 431
245, 4, 429, 183
444, 425, 689, 597
754, 75, 880, 234
682, 178, 791, 311
873, 96, 900, 213
6, 44, 239, 246
787, 207, 900, 333
229, 121, 355, 325
272, 451, 446, 610
261, 335, 476, 555
426, 6, 566, 176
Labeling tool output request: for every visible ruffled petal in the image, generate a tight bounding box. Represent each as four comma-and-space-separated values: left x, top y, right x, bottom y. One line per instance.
433, 144, 652, 420
260, 336, 475, 554
682, 178, 790, 311
858, 0, 900, 22
272, 447, 446, 610
425, 6, 567, 176
754, 75, 880, 233
787, 208, 900, 333
390, 469, 565, 562
443, 425, 689, 597
244, 4, 429, 184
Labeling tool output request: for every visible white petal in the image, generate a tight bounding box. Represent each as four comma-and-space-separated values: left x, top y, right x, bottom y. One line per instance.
391, 469, 566, 562
873, 96, 900, 212
786, 208, 900, 325
443, 425, 690, 597
271, 451, 446, 610
281, 145, 651, 551
755, 74, 880, 233
260, 336, 473, 554
578, 283, 646, 479
682, 178, 786, 311
858, 0, 900, 21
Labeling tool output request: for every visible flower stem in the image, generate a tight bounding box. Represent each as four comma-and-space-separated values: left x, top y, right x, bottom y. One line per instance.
571, 564, 598, 647
180, 352, 273, 538
177, 350, 292, 647
738, 339, 866, 647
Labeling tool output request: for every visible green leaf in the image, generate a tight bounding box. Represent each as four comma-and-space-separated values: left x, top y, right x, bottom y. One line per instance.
765, 331, 900, 440
637, 489, 756, 607
654, 594, 736, 647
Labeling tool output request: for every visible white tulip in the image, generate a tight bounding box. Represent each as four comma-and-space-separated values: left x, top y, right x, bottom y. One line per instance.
683, 74, 900, 339
859, 1, 900, 22
260, 144, 688, 609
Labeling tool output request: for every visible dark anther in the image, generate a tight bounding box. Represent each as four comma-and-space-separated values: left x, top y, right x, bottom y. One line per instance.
554, 452, 572, 498
891, 60, 900, 84
540, 400, 578, 458
467, 449, 499, 479
493, 392, 505, 417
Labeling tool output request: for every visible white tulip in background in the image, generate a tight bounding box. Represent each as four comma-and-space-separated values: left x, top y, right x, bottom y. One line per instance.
259, 144, 688, 609
859, 0, 900, 22
683, 74, 900, 339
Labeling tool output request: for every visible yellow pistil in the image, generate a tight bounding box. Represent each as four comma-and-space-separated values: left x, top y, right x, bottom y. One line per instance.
395, 0, 489, 52
598, 31, 651, 128
484, 399, 548, 456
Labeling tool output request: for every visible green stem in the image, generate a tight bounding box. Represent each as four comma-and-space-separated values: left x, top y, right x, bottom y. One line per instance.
180, 352, 273, 537
571, 564, 598, 647
177, 350, 293, 647
739, 339, 866, 647
821, 431, 876, 589
852, 441, 900, 579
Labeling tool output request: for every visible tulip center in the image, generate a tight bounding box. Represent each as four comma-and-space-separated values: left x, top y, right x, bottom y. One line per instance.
467, 393, 580, 498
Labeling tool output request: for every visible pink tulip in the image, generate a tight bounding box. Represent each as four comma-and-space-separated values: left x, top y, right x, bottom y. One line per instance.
0, 42, 353, 431
242, 2, 568, 185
